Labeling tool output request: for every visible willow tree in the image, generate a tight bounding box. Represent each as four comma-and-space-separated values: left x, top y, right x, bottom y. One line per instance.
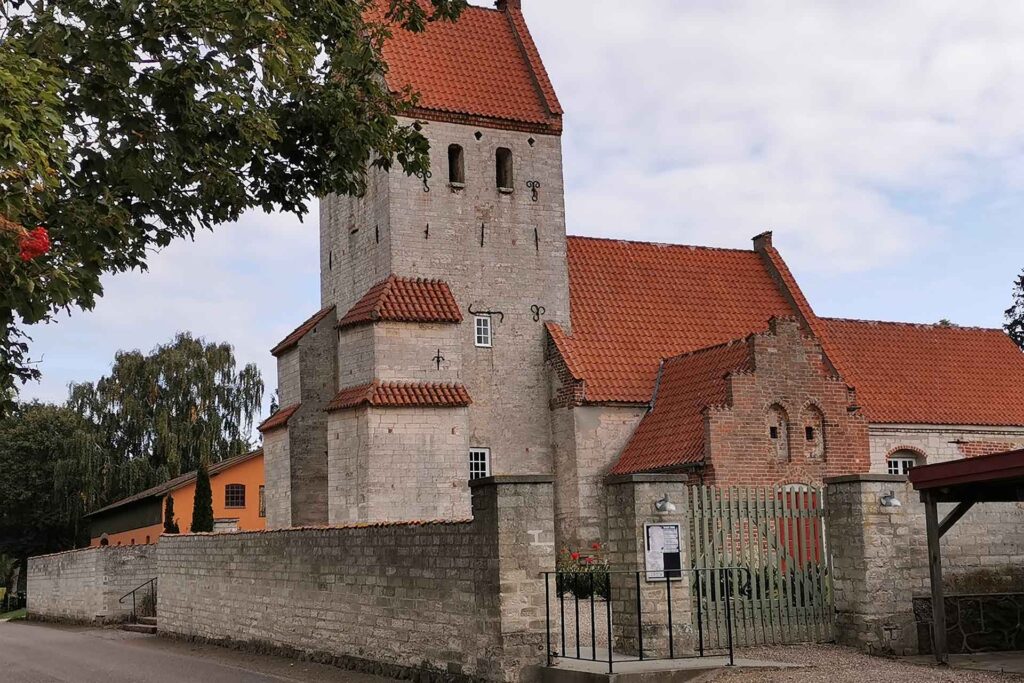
68, 333, 263, 501
0, 0, 467, 413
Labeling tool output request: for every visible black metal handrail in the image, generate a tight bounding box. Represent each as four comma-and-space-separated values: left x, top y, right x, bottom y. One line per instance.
543, 567, 747, 674
119, 577, 157, 622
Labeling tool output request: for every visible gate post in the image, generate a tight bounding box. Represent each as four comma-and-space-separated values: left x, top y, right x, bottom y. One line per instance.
605, 474, 693, 658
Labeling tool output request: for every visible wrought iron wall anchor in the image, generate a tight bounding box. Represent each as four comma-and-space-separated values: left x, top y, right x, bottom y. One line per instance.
527, 180, 541, 202
422, 170, 432, 193
531, 305, 546, 322
467, 305, 504, 323
433, 349, 445, 371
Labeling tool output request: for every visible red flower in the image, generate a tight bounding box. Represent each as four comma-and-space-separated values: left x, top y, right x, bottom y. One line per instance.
591, 542, 601, 550
585, 557, 594, 564
19, 227, 50, 262
570, 552, 580, 561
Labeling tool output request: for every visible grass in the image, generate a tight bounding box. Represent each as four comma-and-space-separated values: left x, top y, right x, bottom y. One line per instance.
0, 608, 26, 621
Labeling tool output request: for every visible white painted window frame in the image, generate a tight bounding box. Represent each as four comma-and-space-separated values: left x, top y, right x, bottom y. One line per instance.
887, 456, 917, 476
469, 448, 491, 481
474, 315, 492, 348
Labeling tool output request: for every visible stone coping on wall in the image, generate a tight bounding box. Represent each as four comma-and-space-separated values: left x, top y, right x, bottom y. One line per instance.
468, 474, 555, 487
29, 544, 142, 561
605, 473, 691, 485
165, 518, 474, 539
823, 473, 909, 485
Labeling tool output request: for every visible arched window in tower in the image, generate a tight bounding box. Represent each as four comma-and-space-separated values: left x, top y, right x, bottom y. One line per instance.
887, 449, 922, 475
803, 404, 825, 460
496, 147, 514, 191
767, 404, 790, 462
448, 144, 465, 185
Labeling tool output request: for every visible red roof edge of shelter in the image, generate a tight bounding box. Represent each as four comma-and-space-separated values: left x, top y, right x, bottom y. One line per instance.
910, 448, 1024, 491
271, 307, 336, 357
258, 403, 301, 434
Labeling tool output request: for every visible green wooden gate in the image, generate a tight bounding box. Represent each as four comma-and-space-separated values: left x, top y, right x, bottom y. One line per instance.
686, 485, 834, 647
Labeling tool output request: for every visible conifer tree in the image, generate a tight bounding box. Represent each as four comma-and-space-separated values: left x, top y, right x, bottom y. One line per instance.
190, 464, 214, 533
163, 495, 179, 535
1006, 270, 1024, 351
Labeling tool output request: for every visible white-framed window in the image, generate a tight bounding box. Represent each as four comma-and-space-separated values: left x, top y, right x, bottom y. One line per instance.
475, 315, 492, 347
470, 448, 491, 480
887, 456, 917, 476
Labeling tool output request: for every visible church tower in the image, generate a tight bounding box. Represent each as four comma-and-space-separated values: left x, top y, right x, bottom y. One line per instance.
263, 1, 569, 526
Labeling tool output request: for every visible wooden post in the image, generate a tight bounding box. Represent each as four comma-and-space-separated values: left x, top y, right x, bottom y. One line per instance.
923, 492, 947, 664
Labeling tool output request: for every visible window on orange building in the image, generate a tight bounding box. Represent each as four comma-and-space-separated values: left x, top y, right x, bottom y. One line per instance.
259, 485, 266, 518
225, 483, 246, 508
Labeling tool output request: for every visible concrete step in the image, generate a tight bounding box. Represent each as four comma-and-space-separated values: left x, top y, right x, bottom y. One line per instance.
121, 623, 157, 635
137, 616, 158, 626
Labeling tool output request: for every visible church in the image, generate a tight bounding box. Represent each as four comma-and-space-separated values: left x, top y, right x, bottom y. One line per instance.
258, 0, 1024, 548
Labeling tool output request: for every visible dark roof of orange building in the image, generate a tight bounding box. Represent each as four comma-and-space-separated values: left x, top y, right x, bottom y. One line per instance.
85, 449, 264, 518
823, 318, 1024, 426
612, 339, 755, 475
549, 236, 798, 404
257, 403, 301, 434
337, 275, 462, 329
373, 2, 562, 132
327, 381, 472, 411
270, 307, 335, 357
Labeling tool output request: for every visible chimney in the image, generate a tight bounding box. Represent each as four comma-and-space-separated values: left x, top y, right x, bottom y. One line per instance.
752, 230, 773, 252
496, 0, 521, 10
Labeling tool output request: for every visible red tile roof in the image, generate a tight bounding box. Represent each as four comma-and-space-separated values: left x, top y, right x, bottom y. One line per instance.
823, 319, 1024, 426
550, 237, 798, 404
371, 2, 562, 132
612, 339, 755, 475
271, 307, 335, 357
337, 275, 462, 329
327, 381, 472, 411
257, 404, 301, 434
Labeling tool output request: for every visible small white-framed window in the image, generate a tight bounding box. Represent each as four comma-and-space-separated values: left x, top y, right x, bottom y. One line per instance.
475, 315, 492, 348
887, 456, 917, 476
470, 448, 491, 480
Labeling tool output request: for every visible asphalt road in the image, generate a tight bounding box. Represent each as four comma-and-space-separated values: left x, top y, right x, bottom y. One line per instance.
0, 621, 398, 683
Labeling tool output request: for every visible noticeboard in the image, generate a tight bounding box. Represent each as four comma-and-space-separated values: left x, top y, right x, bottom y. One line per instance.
644, 522, 682, 582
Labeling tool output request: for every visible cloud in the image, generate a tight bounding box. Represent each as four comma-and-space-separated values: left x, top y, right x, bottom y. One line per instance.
522, 0, 1024, 271
22, 208, 321, 411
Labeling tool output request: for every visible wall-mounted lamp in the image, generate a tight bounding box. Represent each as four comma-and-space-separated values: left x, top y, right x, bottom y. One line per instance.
880, 491, 902, 508
655, 494, 676, 514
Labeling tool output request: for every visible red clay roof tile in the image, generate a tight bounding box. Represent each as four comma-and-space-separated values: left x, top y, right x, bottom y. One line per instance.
612, 339, 755, 475
327, 381, 472, 411
823, 319, 1024, 426
371, 3, 561, 132
337, 275, 462, 329
257, 404, 300, 434
552, 236, 798, 404
270, 307, 335, 357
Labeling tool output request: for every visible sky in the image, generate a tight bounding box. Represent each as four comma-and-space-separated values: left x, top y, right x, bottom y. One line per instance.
19, 0, 1024, 418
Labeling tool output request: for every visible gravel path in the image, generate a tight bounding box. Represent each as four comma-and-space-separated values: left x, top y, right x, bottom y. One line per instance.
710, 644, 1024, 682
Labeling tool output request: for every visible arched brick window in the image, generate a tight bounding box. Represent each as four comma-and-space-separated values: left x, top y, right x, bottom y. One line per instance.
225, 483, 246, 508
887, 449, 922, 475
767, 404, 790, 462
803, 404, 825, 460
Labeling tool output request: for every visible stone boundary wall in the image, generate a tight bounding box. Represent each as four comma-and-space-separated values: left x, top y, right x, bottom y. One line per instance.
27, 545, 157, 623
157, 477, 554, 682
826, 475, 1024, 655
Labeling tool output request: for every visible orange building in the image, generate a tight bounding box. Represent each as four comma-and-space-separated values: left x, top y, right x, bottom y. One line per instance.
86, 449, 266, 547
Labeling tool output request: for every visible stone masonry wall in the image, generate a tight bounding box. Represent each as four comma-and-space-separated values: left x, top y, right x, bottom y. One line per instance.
826, 475, 1024, 655
552, 405, 644, 549
327, 405, 471, 523
28, 545, 157, 623
276, 348, 301, 408
262, 427, 291, 529
706, 319, 870, 486
158, 477, 554, 682
869, 425, 1024, 473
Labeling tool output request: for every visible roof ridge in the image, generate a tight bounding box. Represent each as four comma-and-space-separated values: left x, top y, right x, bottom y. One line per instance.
567, 234, 755, 254
824, 316, 1006, 334
662, 334, 754, 365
